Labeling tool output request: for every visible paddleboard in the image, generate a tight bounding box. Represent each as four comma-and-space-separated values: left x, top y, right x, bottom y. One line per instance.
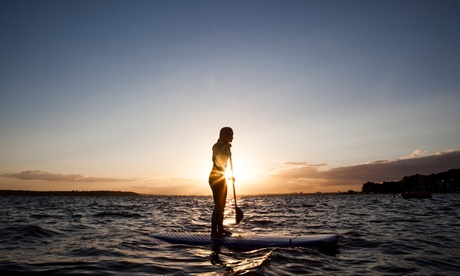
151, 232, 339, 251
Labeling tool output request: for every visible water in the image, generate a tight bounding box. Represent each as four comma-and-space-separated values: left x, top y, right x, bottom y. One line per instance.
1, 194, 460, 275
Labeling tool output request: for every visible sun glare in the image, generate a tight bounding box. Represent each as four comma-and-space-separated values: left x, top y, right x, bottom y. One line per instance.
225, 167, 233, 181
225, 156, 255, 186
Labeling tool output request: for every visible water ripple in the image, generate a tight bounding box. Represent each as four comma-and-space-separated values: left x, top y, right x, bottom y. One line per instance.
1, 194, 460, 274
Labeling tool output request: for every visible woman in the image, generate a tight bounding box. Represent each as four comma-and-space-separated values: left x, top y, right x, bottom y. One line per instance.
209, 127, 234, 238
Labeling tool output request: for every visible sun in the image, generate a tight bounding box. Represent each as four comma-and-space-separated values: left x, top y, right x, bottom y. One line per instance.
225, 156, 254, 186
225, 167, 234, 181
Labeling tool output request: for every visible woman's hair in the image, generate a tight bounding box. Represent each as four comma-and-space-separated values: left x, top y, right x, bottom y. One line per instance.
218, 127, 233, 143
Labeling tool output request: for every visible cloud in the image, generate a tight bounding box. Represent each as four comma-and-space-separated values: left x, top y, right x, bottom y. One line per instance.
269, 150, 460, 192
327, 150, 460, 182
283, 161, 328, 167
1, 170, 140, 182
398, 149, 429, 159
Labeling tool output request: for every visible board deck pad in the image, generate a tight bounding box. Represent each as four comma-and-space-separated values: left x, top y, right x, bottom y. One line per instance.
151, 232, 339, 251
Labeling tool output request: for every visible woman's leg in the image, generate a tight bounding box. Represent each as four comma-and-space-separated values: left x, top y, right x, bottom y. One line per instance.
216, 182, 227, 234
210, 178, 227, 237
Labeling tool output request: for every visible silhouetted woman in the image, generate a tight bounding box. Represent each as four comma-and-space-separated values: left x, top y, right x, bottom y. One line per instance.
209, 127, 233, 238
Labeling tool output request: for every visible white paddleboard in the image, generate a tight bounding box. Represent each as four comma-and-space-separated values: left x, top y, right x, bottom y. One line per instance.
151, 232, 339, 251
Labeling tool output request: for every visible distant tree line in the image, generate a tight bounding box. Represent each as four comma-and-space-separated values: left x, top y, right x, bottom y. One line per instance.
362, 168, 460, 193
0, 190, 139, 196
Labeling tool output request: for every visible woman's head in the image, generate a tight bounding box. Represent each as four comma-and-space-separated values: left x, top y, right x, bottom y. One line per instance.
218, 127, 233, 143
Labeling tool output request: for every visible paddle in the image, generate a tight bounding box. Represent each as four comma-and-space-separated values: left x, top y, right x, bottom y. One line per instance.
229, 154, 243, 224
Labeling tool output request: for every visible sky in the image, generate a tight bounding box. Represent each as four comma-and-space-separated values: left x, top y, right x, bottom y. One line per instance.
1, 0, 460, 195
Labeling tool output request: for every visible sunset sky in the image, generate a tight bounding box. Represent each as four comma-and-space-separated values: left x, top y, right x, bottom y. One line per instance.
1, 0, 460, 195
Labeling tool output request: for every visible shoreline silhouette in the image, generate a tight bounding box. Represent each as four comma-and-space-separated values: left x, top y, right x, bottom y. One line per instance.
1, 168, 459, 197
0, 190, 139, 197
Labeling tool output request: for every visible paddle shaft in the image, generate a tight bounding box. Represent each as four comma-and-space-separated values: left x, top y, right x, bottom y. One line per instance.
229, 152, 243, 224
229, 154, 238, 207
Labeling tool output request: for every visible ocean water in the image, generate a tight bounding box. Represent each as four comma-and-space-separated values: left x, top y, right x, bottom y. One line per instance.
1, 194, 460, 275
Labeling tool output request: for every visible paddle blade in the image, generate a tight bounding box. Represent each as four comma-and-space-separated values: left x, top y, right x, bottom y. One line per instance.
235, 206, 244, 224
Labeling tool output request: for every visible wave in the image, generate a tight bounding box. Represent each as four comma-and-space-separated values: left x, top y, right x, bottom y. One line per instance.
93, 211, 143, 218
1, 224, 63, 242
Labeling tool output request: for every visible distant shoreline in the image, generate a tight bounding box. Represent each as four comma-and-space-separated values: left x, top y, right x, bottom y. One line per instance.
0, 190, 355, 197
1, 189, 456, 197
0, 190, 139, 197
0, 190, 347, 197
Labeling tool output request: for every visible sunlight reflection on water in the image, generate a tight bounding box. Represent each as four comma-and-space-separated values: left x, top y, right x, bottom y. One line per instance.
1, 194, 460, 274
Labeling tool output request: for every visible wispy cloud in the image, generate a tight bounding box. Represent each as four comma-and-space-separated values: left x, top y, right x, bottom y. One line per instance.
283, 161, 328, 167
1, 170, 140, 182
399, 149, 429, 159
